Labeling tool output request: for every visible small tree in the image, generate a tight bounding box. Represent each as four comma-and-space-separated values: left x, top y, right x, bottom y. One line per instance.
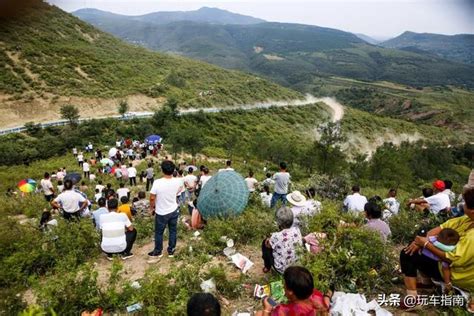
118, 100, 129, 117
60, 104, 80, 126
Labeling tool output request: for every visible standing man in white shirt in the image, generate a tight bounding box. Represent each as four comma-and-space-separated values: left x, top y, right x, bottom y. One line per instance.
117, 183, 130, 201
82, 160, 90, 179
40, 172, 55, 202
343, 185, 368, 213
127, 163, 137, 186
148, 160, 183, 262
100, 198, 136, 260
383, 188, 400, 220
245, 171, 259, 193
51, 179, 89, 220
270, 162, 291, 208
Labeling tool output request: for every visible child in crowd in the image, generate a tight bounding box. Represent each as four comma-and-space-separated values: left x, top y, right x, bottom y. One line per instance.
118, 196, 133, 221
421, 228, 460, 293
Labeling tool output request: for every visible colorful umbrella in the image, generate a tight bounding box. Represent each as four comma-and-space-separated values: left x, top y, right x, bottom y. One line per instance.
100, 158, 114, 166
64, 172, 82, 184
197, 171, 249, 219
17, 179, 37, 193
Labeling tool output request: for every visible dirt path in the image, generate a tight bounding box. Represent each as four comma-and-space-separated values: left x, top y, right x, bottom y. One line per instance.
0, 94, 344, 132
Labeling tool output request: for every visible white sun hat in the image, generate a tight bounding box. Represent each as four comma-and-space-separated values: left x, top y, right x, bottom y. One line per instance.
286, 190, 307, 207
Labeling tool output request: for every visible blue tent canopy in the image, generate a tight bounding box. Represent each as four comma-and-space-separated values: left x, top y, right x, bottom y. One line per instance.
145, 134, 162, 144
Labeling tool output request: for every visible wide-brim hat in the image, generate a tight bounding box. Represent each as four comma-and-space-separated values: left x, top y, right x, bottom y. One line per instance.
287, 190, 307, 207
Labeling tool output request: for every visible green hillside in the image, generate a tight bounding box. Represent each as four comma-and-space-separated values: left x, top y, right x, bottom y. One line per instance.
0, 1, 300, 106
311, 77, 474, 133
73, 7, 265, 26
381, 31, 474, 65
73, 12, 474, 89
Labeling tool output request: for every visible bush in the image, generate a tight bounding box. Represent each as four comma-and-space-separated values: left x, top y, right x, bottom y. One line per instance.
300, 207, 395, 293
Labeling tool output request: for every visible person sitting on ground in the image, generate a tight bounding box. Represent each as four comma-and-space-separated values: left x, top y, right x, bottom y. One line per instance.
261, 172, 275, 188
262, 207, 302, 274
343, 185, 368, 213
94, 188, 102, 203
118, 196, 133, 221
99, 198, 136, 260
443, 179, 456, 204
51, 179, 89, 220
218, 160, 234, 172
255, 266, 329, 316
92, 197, 108, 230
187, 293, 221, 316
245, 170, 259, 193
270, 162, 291, 208
132, 191, 150, 216
400, 186, 474, 311
364, 201, 391, 242
57, 180, 64, 193
408, 180, 451, 215
39, 209, 58, 231
383, 188, 400, 220
117, 182, 130, 201
303, 188, 322, 214
78, 181, 88, 193
260, 185, 273, 208
421, 228, 460, 293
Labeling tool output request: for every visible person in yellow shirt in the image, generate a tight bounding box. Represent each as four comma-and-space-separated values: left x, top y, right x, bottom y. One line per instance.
401, 186, 474, 311
118, 196, 133, 221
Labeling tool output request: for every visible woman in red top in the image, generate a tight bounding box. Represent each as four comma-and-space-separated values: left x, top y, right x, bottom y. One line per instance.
256, 266, 330, 316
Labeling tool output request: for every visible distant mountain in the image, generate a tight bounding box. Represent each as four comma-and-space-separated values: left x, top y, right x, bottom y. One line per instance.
0, 1, 299, 105
73, 7, 265, 26
381, 31, 474, 64
74, 11, 474, 89
354, 33, 380, 45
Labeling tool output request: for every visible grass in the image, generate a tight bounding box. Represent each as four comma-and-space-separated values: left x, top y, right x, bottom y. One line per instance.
0, 0, 300, 106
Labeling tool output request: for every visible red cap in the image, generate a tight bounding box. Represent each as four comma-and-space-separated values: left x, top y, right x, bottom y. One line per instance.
433, 180, 445, 191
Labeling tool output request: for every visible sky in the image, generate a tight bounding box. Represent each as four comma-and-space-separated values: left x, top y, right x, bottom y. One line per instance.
47, 0, 474, 39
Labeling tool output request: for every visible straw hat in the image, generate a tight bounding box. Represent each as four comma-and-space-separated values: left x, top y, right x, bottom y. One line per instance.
286, 190, 307, 207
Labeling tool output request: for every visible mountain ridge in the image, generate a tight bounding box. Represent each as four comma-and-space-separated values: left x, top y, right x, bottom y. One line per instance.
73, 6, 265, 25
72, 10, 474, 89
381, 31, 474, 64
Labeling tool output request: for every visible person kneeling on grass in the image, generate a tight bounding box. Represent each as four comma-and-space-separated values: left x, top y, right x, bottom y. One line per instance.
262, 207, 302, 274
100, 198, 136, 260
255, 266, 330, 316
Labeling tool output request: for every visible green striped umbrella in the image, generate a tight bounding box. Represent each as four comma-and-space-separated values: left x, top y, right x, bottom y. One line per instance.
197, 171, 249, 218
